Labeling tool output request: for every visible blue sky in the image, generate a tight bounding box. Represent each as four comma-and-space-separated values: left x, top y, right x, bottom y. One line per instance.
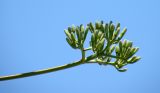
0, 0, 160, 93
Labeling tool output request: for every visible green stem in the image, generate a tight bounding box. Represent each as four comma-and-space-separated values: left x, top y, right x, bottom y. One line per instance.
0, 53, 124, 81
0, 60, 83, 81
80, 45, 86, 62
86, 54, 126, 64
106, 55, 126, 60
81, 49, 85, 62
85, 61, 115, 65
0, 54, 97, 81
83, 47, 92, 51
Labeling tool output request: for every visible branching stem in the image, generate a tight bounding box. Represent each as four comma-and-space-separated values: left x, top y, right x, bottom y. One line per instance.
0, 53, 124, 81
83, 47, 92, 51
81, 49, 85, 62
0, 21, 140, 81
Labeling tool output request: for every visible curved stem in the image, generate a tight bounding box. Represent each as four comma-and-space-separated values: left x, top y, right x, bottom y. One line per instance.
0, 54, 97, 81
0, 60, 83, 81
0, 53, 123, 81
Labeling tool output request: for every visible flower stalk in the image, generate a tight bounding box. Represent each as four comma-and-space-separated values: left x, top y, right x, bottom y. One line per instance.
0, 20, 141, 81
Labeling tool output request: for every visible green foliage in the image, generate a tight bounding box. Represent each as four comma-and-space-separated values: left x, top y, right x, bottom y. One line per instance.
64, 20, 141, 72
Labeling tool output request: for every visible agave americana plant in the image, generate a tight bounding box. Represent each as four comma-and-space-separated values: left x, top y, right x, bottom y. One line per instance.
0, 21, 140, 81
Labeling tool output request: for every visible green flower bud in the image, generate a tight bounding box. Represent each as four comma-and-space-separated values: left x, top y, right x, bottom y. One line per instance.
116, 22, 120, 30
97, 31, 104, 40
94, 30, 99, 44
113, 27, 120, 41
91, 34, 96, 51
109, 24, 115, 40
123, 39, 128, 47
96, 38, 105, 52
80, 24, 85, 42
64, 29, 72, 40
66, 38, 76, 49
119, 41, 123, 53
128, 56, 141, 64
80, 24, 84, 32
109, 21, 113, 26
70, 32, 77, 46
115, 46, 120, 56
95, 21, 101, 29
104, 23, 109, 40
132, 56, 141, 62
110, 45, 115, 53
88, 22, 94, 33
127, 47, 139, 59
115, 46, 120, 53
117, 28, 127, 41
124, 47, 131, 58
121, 40, 128, 57
115, 64, 127, 72
83, 27, 89, 43
118, 68, 127, 72
76, 27, 81, 45
101, 24, 105, 33
123, 41, 133, 58
126, 40, 133, 48
71, 25, 76, 32
68, 27, 73, 33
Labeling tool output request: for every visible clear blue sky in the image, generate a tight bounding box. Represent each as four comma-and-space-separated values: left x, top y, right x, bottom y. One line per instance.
0, 0, 160, 93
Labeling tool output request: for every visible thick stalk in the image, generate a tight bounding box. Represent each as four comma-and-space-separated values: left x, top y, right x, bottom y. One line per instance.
0, 54, 97, 81
81, 49, 85, 62
0, 53, 122, 81
0, 60, 83, 81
